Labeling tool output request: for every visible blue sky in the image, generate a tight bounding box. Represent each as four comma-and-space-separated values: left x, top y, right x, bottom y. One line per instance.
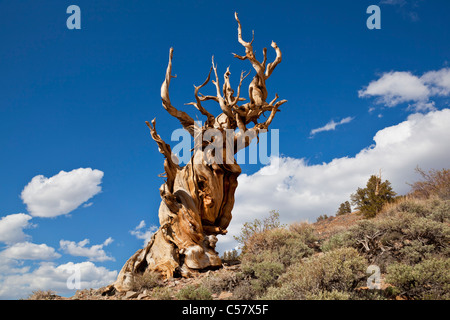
1, 0, 449, 298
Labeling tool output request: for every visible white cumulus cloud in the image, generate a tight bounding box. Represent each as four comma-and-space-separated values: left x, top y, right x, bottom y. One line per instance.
0, 261, 117, 299
0, 213, 34, 244
59, 237, 114, 262
217, 108, 450, 252
0, 242, 60, 260
20, 168, 104, 218
358, 68, 450, 112
359, 71, 430, 107
421, 68, 450, 96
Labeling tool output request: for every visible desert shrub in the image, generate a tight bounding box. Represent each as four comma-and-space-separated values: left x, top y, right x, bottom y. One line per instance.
262, 248, 367, 300
202, 271, 244, 295
151, 286, 173, 300
175, 285, 212, 300
408, 167, 450, 200
250, 261, 284, 287
386, 258, 450, 300
397, 240, 435, 264
232, 279, 259, 300
403, 216, 449, 248
239, 260, 285, 298
234, 210, 284, 250
351, 289, 390, 300
27, 290, 58, 300
428, 199, 450, 223
389, 198, 450, 224
379, 212, 450, 251
394, 198, 430, 216
345, 198, 450, 269
262, 284, 295, 300
306, 290, 351, 300
383, 197, 450, 221
242, 228, 313, 269
237, 225, 315, 299
303, 248, 367, 292
346, 220, 386, 259
288, 222, 318, 247
129, 270, 162, 291
320, 231, 351, 252
230, 189, 448, 300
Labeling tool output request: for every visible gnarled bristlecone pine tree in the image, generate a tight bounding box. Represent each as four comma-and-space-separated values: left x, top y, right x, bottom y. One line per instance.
114, 13, 287, 291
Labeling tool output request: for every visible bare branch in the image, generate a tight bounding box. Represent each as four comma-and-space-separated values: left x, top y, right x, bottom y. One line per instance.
262, 47, 268, 68
197, 67, 213, 92
265, 41, 282, 79
230, 70, 251, 109
235, 12, 251, 48
269, 93, 279, 106
211, 56, 222, 99
160, 48, 198, 136
234, 12, 264, 77
146, 119, 179, 193
198, 93, 219, 103
211, 56, 233, 119
187, 67, 215, 126
231, 105, 247, 117
160, 48, 175, 104
258, 99, 287, 129
223, 66, 234, 104
232, 53, 247, 61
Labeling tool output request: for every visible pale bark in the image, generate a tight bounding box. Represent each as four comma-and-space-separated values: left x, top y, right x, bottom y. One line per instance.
114, 13, 286, 291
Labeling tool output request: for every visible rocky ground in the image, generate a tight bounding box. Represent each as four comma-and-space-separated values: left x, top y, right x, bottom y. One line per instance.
28, 264, 240, 300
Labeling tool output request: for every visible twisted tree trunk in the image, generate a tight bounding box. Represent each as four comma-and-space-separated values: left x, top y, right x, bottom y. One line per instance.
114, 13, 286, 291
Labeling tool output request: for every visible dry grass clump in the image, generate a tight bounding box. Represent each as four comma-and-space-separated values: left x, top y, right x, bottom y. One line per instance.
27, 290, 58, 300
129, 270, 163, 291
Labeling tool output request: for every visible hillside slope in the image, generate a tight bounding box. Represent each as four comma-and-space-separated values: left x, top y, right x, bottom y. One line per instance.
28, 196, 449, 300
